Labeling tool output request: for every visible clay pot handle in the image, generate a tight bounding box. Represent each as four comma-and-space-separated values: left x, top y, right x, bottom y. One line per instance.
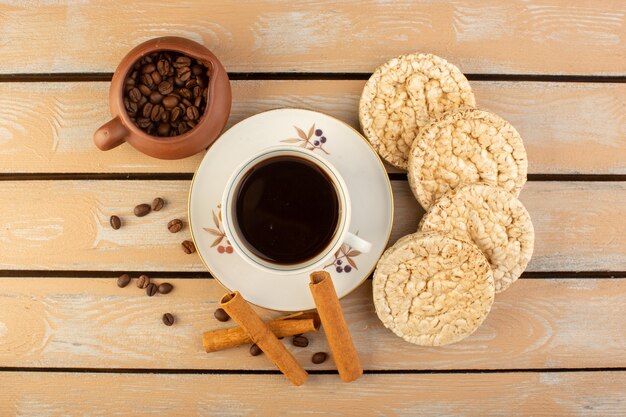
94, 117, 129, 151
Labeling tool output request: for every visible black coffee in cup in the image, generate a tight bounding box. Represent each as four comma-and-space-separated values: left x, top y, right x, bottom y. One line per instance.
233, 155, 340, 265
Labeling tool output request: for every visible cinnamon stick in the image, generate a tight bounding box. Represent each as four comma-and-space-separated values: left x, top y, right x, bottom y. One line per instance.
309, 271, 362, 382
202, 312, 321, 353
220, 291, 308, 386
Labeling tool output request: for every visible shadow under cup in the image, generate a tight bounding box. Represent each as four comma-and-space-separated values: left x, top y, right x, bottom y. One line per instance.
222, 148, 350, 274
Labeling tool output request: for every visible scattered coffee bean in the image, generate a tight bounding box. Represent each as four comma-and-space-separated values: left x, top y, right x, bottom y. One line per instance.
311, 352, 328, 364
110, 215, 121, 230
162, 313, 175, 326
146, 283, 158, 296
214, 308, 230, 322
181, 240, 196, 254
168, 219, 183, 233
151, 197, 165, 211
158, 282, 173, 294
292, 335, 309, 348
134, 203, 151, 217
249, 344, 263, 356
136, 274, 150, 289
123, 51, 209, 137
117, 273, 131, 288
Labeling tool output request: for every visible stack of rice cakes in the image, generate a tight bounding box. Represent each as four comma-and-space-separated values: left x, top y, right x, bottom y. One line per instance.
360, 53, 535, 346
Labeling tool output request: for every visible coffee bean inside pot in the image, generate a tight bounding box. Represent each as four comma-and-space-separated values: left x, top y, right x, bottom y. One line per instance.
122, 51, 209, 137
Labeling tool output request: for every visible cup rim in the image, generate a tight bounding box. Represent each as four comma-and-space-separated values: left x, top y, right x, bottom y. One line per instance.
221, 145, 351, 275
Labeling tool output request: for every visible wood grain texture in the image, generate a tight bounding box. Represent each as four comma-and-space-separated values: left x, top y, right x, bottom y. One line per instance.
0, 180, 624, 271
1, 371, 625, 416
0, 278, 624, 371
1, 80, 625, 174
0, 1, 624, 75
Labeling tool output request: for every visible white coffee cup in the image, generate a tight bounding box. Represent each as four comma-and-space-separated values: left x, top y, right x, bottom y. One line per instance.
221, 146, 371, 275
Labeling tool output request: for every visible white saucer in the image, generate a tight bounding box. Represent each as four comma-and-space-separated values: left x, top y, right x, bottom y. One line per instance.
189, 108, 393, 311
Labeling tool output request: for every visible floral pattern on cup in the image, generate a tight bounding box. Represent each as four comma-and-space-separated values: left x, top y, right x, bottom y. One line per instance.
203, 205, 233, 254
281, 124, 329, 154
324, 242, 361, 274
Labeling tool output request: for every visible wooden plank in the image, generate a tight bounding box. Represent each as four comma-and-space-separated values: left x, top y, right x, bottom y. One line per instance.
0, 180, 624, 271
1, 371, 624, 416
0, 1, 624, 75
0, 278, 624, 370
1, 80, 625, 175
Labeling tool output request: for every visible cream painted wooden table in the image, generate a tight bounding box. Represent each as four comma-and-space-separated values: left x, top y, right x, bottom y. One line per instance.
1, 1, 625, 416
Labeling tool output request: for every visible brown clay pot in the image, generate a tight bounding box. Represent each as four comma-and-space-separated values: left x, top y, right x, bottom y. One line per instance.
94, 37, 231, 160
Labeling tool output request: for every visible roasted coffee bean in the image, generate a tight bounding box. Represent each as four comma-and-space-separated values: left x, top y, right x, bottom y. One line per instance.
157, 59, 170, 76
197, 76, 206, 88
162, 313, 175, 326
134, 203, 151, 217
249, 344, 263, 356
162, 95, 179, 109
181, 239, 196, 254
168, 219, 183, 233
186, 106, 199, 121
192, 86, 201, 98
129, 87, 142, 103
170, 107, 182, 122
137, 118, 151, 128
151, 71, 162, 85
174, 76, 185, 87
146, 283, 158, 297
292, 335, 309, 348
177, 66, 191, 81
158, 80, 173, 95
178, 123, 190, 135
142, 102, 154, 118
214, 308, 230, 322
179, 88, 192, 99
160, 111, 169, 123
110, 215, 121, 230
157, 123, 170, 136
194, 95, 202, 108
142, 63, 156, 73
158, 283, 173, 294
137, 274, 150, 289
173, 56, 192, 68
187, 120, 197, 129
192, 64, 204, 76
149, 91, 163, 104
181, 98, 192, 107
138, 96, 148, 107
151, 197, 164, 211
311, 352, 328, 364
141, 73, 154, 88
117, 273, 131, 288
139, 84, 152, 96
185, 78, 198, 89
150, 104, 165, 122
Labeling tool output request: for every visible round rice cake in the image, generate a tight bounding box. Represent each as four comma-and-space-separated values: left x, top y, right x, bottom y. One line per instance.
408, 108, 528, 209
373, 232, 494, 346
420, 184, 534, 292
359, 53, 475, 170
